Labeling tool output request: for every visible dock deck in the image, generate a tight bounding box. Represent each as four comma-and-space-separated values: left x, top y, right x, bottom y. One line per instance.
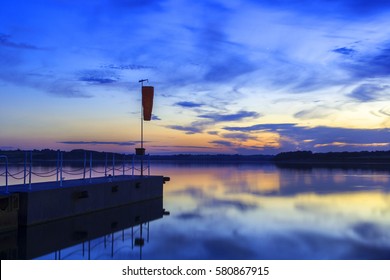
1, 175, 167, 228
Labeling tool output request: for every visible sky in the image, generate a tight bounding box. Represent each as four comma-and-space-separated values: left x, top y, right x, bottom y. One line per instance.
1, 0, 390, 155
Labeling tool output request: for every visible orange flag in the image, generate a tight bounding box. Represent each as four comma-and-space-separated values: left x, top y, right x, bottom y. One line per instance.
142, 86, 154, 121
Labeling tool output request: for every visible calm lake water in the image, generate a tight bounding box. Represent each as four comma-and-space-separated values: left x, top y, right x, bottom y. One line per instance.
2, 162, 390, 259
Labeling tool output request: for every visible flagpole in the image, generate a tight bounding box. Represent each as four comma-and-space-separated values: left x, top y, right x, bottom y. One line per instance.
138, 79, 148, 176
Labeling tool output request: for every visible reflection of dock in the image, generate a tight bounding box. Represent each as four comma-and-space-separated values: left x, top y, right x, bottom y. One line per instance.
1, 197, 165, 259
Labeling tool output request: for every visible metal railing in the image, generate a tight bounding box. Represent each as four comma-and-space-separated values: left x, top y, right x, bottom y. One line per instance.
0, 151, 151, 191
0, 155, 8, 193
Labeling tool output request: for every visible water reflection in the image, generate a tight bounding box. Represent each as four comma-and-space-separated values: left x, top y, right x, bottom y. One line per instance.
2, 163, 390, 259
0, 198, 164, 260
149, 163, 390, 259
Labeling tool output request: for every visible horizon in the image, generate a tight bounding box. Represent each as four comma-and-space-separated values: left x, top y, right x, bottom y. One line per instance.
2, 1, 390, 155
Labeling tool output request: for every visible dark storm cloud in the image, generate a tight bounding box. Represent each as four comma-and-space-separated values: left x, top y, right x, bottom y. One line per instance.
199, 110, 260, 122
0, 33, 41, 50
59, 141, 136, 146
174, 101, 204, 108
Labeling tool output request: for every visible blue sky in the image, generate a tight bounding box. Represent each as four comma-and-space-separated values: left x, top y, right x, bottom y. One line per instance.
1, 0, 390, 154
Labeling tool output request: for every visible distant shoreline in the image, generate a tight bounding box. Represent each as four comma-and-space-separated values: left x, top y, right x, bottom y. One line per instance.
1, 149, 390, 166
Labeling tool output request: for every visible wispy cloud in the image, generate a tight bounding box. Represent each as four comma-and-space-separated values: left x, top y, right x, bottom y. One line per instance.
174, 101, 204, 108
199, 110, 260, 122
223, 123, 390, 152
166, 125, 204, 135
333, 47, 356, 56
0, 33, 42, 50
348, 84, 390, 102
209, 140, 234, 147
59, 141, 136, 146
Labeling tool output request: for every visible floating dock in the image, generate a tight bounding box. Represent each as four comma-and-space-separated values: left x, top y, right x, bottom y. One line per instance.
0, 175, 169, 230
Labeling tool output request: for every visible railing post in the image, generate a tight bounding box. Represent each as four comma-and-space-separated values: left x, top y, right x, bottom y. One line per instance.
83, 151, 86, 180
60, 151, 63, 187
0, 156, 8, 193
112, 153, 115, 178
105, 153, 108, 177
89, 152, 92, 182
148, 155, 150, 176
24, 151, 27, 186
122, 154, 125, 176
29, 151, 32, 190
56, 150, 59, 185
132, 155, 135, 176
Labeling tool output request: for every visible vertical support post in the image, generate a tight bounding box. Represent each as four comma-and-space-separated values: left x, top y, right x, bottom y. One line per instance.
60, 151, 63, 187
24, 151, 27, 186
147, 222, 150, 242
111, 232, 114, 257
29, 151, 32, 190
148, 155, 150, 176
122, 154, 125, 176
132, 155, 135, 176
112, 153, 115, 178
89, 152, 92, 182
105, 153, 108, 177
139, 224, 143, 260
56, 150, 59, 184
88, 240, 91, 260
131, 227, 134, 250
83, 151, 86, 180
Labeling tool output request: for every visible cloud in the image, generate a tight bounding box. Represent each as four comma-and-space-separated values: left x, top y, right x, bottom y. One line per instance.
204, 55, 257, 82
101, 64, 153, 70
209, 140, 234, 147
0, 33, 41, 50
166, 125, 204, 134
348, 84, 390, 102
152, 115, 161, 120
78, 69, 119, 85
333, 47, 356, 56
174, 101, 204, 108
199, 110, 260, 122
223, 123, 390, 152
341, 41, 390, 80
79, 77, 117, 84
152, 145, 215, 149
58, 141, 136, 146
251, 0, 390, 18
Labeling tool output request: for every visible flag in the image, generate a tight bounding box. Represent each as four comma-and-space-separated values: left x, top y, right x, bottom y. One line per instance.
142, 86, 154, 121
